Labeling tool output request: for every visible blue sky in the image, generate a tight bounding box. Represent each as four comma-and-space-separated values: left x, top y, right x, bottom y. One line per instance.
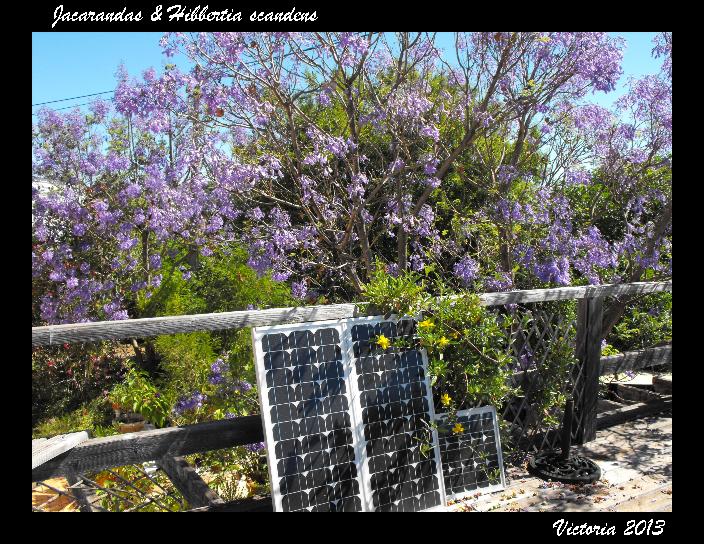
32, 32, 661, 114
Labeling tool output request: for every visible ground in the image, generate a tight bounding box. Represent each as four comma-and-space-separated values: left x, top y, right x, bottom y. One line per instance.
449, 412, 672, 512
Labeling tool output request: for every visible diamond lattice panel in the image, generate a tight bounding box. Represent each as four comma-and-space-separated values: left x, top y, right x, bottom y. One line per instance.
500, 305, 579, 458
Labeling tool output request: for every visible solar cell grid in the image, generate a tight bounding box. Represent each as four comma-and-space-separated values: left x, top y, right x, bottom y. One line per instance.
435, 407, 505, 500
255, 323, 364, 512
254, 317, 449, 512
346, 318, 446, 512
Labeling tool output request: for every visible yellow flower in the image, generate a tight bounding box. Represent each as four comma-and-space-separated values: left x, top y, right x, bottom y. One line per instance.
418, 319, 435, 329
451, 331, 460, 339
438, 336, 450, 348
441, 393, 452, 406
452, 422, 465, 434
538, 36, 551, 43
376, 334, 391, 350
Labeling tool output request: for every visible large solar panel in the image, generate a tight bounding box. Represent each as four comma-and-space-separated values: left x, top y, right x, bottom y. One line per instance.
435, 406, 505, 500
253, 317, 447, 512
252, 321, 364, 512
345, 317, 446, 512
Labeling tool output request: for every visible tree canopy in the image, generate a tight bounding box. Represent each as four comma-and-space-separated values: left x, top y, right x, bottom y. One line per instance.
32, 32, 672, 326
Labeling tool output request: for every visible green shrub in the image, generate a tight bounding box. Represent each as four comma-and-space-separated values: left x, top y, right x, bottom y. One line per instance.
32, 396, 114, 438
361, 261, 514, 412
32, 342, 129, 428
609, 292, 672, 351
109, 366, 171, 427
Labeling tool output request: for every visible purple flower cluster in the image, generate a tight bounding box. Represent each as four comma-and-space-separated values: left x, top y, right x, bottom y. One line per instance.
172, 392, 207, 416
209, 358, 228, 385
534, 256, 571, 286
516, 345, 535, 371
291, 280, 308, 300
235, 380, 253, 393
453, 256, 479, 287
483, 272, 514, 292
32, 32, 669, 324
565, 169, 591, 185
244, 442, 265, 453
497, 165, 519, 186
496, 199, 524, 222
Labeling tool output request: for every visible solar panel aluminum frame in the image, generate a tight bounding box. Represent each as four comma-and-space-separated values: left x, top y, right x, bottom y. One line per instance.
435, 405, 506, 501
252, 319, 364, 512
343, 315, 448, 512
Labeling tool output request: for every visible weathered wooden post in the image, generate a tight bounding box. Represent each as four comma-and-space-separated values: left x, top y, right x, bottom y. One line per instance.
156, 455, 225, 508
574, 294, 603, 444
66, 470, 98, 512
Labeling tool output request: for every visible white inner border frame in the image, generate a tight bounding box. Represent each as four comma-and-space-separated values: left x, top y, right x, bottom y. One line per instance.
434, 405, 506, 501
343, 315, 447, 512
252, 318, 363, 513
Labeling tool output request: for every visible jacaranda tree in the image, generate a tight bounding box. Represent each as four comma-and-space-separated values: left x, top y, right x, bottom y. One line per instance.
32, 32, 671, 326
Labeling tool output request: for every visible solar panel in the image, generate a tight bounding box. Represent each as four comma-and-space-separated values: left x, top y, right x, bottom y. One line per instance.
252, 321, 364, 512
345, 317, 446, 512
435, 406, 506, 500
253, 316, 448, 512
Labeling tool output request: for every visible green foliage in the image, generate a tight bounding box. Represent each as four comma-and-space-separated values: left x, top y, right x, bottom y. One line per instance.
32, 396, 114, 439
146, 245, 296, 408
155, 332, 218, 408
193, 246, 295, 313
601, 342, 621, 357
32, 341, 129, 428
361, 262, 513, 413
109, 366, 171, 427
362, 263, 584, 454
419, 294, 514, 410
610, 292, 672, 351
360, 261, 430, 316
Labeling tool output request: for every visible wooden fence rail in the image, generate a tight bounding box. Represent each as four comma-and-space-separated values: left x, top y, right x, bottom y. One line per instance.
32, 416, 263, 482
32, 280, 671, 347
32, 280, 672, 512
32, 342, 672, 483
600, 345, 672, 376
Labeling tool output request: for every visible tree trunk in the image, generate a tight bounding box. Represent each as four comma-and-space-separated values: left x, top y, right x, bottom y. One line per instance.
131, 338, 145, 367
144, 340, 160, 372
131, 338, 160, 376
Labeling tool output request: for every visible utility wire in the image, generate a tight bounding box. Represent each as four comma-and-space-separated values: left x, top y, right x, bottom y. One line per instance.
31, 34, 363, 116
32, 90, 115, 107
32, 101, 96, 115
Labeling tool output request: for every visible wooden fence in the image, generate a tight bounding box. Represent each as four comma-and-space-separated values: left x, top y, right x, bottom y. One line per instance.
31, 280, 672, 511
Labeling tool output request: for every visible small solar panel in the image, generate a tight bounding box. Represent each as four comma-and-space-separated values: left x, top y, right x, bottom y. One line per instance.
253, 321, 364, 512
345, 317, 446, 512
435, 406, 506, 500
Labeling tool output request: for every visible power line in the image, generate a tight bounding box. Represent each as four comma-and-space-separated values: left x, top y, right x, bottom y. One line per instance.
31, 34, 352, 109
32, 90, 114, 107
31, 35, 356, 116
32, 101, 96, 115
